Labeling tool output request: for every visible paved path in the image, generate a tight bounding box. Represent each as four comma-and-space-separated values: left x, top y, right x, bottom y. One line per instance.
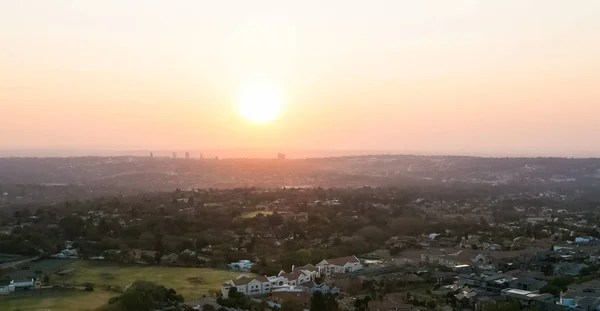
0, 256, 40, 269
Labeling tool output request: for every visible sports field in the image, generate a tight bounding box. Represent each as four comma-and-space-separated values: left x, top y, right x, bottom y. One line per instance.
53, 261, 248, 299
0, 261, 250, 311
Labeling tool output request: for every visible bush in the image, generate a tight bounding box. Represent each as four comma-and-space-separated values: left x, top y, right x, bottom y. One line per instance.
85, 286, 94, 291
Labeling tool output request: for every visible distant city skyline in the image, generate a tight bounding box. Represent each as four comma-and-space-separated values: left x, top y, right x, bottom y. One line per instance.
0, 147, 598, 159
1, 1, 599, 156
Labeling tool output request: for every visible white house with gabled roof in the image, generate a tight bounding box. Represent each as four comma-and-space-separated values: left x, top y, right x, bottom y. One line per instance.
316, 255, 362, 276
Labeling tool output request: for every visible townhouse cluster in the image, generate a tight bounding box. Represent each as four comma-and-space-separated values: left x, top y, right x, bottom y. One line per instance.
221, 255, 362, 298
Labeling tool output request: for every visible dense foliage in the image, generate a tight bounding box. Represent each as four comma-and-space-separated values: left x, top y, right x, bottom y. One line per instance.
98, 281, 187, 311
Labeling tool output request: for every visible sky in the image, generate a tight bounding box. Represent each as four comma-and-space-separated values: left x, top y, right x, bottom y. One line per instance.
1, 0, 599, 157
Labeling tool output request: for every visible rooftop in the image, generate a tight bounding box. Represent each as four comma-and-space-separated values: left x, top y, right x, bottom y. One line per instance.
322, 255, 360, 266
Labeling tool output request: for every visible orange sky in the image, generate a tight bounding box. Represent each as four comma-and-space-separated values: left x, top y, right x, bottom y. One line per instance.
1, 0, 599, 157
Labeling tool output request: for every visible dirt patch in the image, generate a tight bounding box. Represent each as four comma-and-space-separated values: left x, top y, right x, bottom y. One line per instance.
99, 272, 116, 280
187, 277, 203, 284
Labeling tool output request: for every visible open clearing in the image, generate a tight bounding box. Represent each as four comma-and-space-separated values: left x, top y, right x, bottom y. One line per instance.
52, 261, 249, 300
1, 261, 249, 311
241, 210, 274, 218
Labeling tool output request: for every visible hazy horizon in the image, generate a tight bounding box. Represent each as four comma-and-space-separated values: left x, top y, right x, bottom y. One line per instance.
2, 0, 599, 156
0, 147, 598, 159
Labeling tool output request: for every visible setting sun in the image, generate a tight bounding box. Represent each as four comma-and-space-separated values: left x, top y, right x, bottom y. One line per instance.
237, 82, 283, 123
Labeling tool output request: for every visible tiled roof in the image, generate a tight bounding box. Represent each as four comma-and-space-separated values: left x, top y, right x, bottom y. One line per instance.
255, 275, 269, 282
576, 297, 600, 310
281, 271, 303, 280
298, 264, 317, 272
232, 275, 269, 285
232, 277, 253, 286
562, 290, 600, 299
324, 256, 359, 266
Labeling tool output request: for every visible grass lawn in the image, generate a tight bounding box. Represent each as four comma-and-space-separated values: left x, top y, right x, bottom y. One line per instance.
52, 261, 250, 300
0, 291, 113, 311
241, 210, 274, 218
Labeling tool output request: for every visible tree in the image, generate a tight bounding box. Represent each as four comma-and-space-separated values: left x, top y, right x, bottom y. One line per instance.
281, 300, 304, 311
323, 293, 339, 311
354, 296, 371, 311
426, 300, 437, 309
228, 287, 240, 299
59, 215, 85, 239
310, 291, 326, 311
203, 304, 216, 311
548, 276, 575, 291
539, 285, 561, 297
541, 263, 554, 276
345, 277, 363, 296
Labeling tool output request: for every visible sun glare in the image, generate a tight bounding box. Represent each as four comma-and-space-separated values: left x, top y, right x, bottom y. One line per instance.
237, 82, 282, 123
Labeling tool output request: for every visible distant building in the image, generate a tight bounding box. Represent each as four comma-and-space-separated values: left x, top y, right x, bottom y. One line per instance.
150, 152, 153, 158
228, 260, 253, 271
501, 289, 554, 306
0, 279, 14, 295
185, 152, 190, 159
278, 153, 286, 160
172, 152, 177, 159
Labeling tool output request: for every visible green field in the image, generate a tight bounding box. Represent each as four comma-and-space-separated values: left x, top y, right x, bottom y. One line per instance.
241, 210, 274, 218
0, 261, 250, 311
0, 291, 113, 311
53, 261, 248, 300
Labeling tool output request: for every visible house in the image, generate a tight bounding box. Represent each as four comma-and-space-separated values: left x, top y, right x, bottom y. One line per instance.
560, 279, 600, 308
472, 250, 537, 271
472, 254, 496, 271
431, 271, 456, 284
278, 264, 320, 286
508, 277, 548, 292
368, 293, 413, 311
501, 289, 554, 306
279, 271, 310, 286
569, 279, 600, 292
269, 289, 311, 309
506, 270, 546, 281
316, 256, 363, 276
10, 278, 35, 290
482, 243, 503, 251
574, 297, 600, 311
222, 264, 316, 298
400, 274, 425, 285
554, 263, 588, 276
221, 275, 271, 297
53, 248, 78, 258
296, 264, 321, 280
300, 282, 340, 295
454, 287, 478, 304
421, 250, 447, 264
575, 237, 597, 244
267, 275, 289, 288
0, 279, 15, 295
458, 273, 515, 292
228, 260, 253, 272
421, 249, 475, 268
439, 250, 476, 268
